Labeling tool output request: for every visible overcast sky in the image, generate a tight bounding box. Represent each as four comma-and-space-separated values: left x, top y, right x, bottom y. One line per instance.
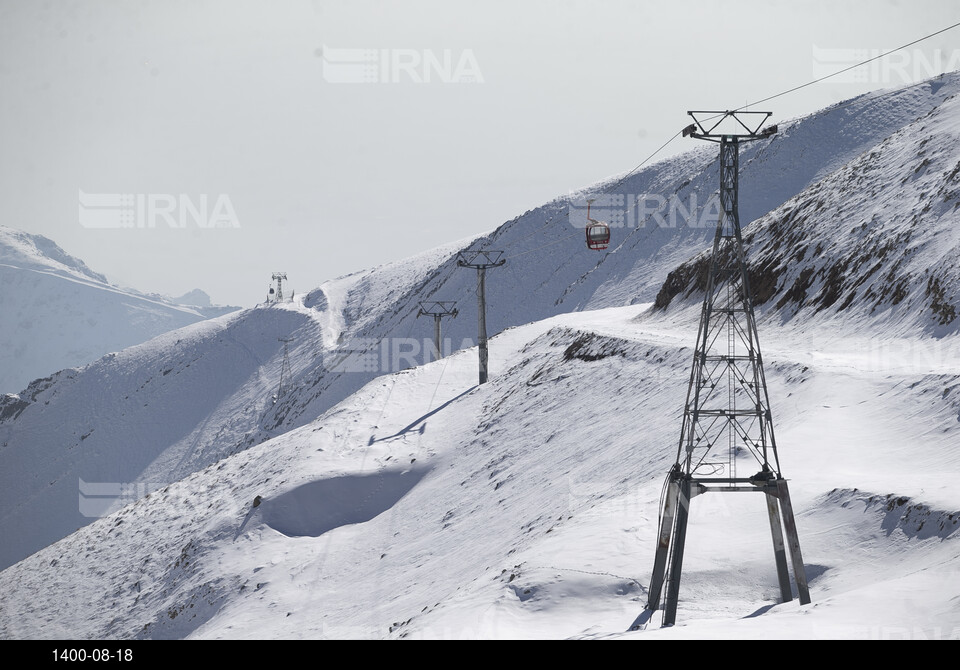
1, 0, 959, 306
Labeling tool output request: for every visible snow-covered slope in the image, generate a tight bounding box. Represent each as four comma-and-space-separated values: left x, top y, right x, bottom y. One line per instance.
0, 307, 957, 639
653, 78, 960, 338
1, 72, 959, 584
0, 302, 322, 572
0, 225, 240, 394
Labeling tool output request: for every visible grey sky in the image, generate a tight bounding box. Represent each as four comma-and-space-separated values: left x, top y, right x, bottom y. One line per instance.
1, 0, 958, 306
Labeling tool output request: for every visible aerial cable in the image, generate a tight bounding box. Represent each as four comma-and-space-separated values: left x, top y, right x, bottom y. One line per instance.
504, 230, 583, 260
407, 20, 960, 368
503, 18, 960, 255
504, 127, 687, 251
739, 19, 960, 111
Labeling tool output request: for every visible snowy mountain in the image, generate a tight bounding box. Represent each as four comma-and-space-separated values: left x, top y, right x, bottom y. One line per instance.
0, 225, 241, 394
654, 75, 960, 337
1, 73, 960, 639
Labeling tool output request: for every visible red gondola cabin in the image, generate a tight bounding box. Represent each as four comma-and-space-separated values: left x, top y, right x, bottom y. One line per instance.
585, 199, 610, 250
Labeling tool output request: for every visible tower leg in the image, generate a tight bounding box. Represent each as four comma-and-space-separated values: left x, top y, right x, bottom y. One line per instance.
433, 315, 442, 362
765, 491, 793, 603
662, 478, 692, 626
776, 479, 811, 605
647, 476, 681, 611
477, 267, 488, 384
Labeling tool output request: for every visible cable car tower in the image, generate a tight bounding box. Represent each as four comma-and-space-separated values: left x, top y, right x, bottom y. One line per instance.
272, 273, 287, 303
457, 250, 505, 385
645, 111, 810, 626
417, 301, 458, 363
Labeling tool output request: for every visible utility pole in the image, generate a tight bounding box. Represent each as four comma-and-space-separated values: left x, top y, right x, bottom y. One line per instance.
646, 111, 810, 626
272, 273, 287, 303
457, 250, 505, 384
417, 301, 458, 363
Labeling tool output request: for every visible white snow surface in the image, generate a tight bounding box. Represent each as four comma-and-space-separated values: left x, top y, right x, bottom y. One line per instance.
2, 74, 960, 639
1, 306, 958, 640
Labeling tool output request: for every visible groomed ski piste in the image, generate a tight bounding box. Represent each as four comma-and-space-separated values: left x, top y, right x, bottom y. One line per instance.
2, 73, 960, 639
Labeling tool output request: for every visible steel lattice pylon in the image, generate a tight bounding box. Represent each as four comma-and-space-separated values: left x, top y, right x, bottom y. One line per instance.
645, 111, 810, 627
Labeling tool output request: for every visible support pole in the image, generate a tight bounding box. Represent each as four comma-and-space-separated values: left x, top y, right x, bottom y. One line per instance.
765, 491, 793, 603
457, 251, 505, 385
647, 468, 681, 611
777, 478, 811, 605
417, 301, 458, 364
477, 267, 489, 383
662, 477, 693, 627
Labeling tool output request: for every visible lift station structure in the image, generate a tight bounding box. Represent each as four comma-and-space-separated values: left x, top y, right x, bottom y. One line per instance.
646, 111, 810, 626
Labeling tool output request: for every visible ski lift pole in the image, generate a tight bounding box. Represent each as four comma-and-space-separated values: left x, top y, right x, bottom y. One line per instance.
417, 301, 458, 363
457, 251, 505, 384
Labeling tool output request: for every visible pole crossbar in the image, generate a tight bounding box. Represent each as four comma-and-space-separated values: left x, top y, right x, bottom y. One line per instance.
417, 301, 458, 363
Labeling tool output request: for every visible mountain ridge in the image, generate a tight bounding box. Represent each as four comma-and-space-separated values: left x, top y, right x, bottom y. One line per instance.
0, 224, 241, 394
